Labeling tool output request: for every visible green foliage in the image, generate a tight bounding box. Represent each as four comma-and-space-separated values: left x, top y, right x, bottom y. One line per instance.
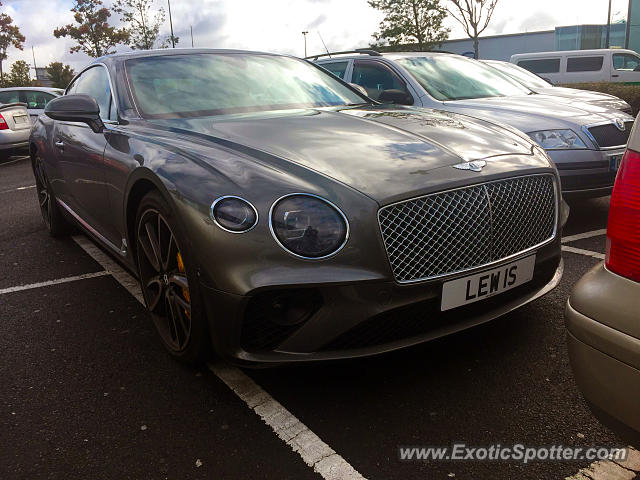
114, 0, 165, 50
159, 34, 179, 49
0, 1, 25, 80
560, 82, 640, 116
54, 0, 129, 57
368, 0, 449, 51
46, 62, 76, 89
3, 59, 31, 87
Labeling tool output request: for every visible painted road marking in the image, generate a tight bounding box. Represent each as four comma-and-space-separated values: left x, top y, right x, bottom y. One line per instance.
562, 246, 606, 261
0, 155, 30, 167
566, 448, 640, 480
562, 229, 607, 244
0, 184, 36, 194
70, 234, 366, 480
0, 270, 110, 295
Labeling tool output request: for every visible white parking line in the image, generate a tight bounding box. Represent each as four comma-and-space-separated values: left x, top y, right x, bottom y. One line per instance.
566, 448, 640, 479
0, 270, 109, 295
0, 184, 36, 194
562, 245, 606, 260
0, 155, 30, 167
562, 229, 607, 244
70, 234, 366, 480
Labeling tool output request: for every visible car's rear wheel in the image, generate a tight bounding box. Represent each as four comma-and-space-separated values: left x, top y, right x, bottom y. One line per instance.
33, 152, 70, 237
135, 191, 211, 365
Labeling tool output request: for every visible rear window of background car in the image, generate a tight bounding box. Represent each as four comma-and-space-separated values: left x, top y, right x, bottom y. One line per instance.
320, 61, 348, 79
0, 90, 20, 104
516, 58, 561, 74
566, 56, 604, 72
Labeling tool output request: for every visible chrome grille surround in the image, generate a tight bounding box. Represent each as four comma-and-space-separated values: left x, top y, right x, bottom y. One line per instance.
378, 174, 558, 284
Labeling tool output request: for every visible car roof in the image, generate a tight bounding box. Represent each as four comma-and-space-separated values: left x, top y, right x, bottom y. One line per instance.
315, 51, 460, 62
0, 86, 63, 93
94, 48, 287, 64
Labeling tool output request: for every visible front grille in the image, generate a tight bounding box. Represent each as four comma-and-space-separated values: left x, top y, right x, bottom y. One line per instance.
378, 175, 557, 283
586, 122, 633, 148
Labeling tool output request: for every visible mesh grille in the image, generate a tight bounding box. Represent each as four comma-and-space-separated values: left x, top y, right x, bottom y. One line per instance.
586, 122, 633, 149
378, 175, 556, 283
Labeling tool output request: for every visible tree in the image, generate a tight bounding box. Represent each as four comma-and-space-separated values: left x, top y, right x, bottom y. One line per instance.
0, 2, 25, 82
5, 60, 30, 87
54, 0, 129, 58
368, 0, 449, 52
159, 33, 179, 49
46, 62, 76, 89
114, 0, 165, 50
447, 0, 499, 59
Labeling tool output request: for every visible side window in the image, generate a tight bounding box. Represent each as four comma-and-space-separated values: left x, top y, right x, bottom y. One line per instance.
613, 53, 640, 71
351, 61, 410, 102
319, 61, 349, 79
517, 58, 560, 74
23, 91, 55, 109
72, 66, 114, 120
0, 90, 20, 104
566, 56, 604, 72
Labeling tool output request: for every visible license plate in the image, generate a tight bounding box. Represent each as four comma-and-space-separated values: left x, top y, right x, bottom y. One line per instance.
441, 255, 536, 311
13, 114, 28, 124
610, 154, 623, 172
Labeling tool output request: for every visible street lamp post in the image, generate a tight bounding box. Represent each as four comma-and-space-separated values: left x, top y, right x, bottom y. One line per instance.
168, 0, 175, 48
302, 31, 308, 58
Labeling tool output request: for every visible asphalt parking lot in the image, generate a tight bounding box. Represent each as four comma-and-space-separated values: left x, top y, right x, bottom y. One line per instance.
1, 153, 639, 480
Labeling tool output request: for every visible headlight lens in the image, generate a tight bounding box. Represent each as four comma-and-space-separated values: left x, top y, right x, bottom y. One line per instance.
270, 194, 348, 258
211, 196, 258, 233
527, 129, 587, 150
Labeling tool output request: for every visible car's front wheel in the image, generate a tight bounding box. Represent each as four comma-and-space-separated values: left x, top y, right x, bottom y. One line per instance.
33, 152, 70, 237
135, 191, 211, 365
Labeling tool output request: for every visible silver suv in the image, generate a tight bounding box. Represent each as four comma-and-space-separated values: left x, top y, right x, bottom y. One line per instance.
312, 50, 634, 198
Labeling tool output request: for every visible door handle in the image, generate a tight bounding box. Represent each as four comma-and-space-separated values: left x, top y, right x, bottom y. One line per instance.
54, 140, 64, 150
612, 74, 619, 78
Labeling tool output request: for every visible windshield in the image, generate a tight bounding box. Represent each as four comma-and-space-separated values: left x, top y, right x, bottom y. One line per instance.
486, 61, 551, 89
396, 55, 530, 101
126, 53, 366, 118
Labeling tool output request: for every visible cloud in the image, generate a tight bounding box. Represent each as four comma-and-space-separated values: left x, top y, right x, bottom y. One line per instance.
307, 14, 327, 29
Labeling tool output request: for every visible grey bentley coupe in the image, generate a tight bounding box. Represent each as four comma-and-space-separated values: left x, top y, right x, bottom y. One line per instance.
30, 49, 565, 365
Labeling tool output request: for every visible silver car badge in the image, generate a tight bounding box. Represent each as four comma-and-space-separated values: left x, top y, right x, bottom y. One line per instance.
453, 160, 487, 172
615, 118, 626, 131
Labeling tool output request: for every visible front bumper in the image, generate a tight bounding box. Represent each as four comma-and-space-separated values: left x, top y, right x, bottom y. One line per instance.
547, 148, 623, 198
566, 264, 640, 443
202, 241, 562, 365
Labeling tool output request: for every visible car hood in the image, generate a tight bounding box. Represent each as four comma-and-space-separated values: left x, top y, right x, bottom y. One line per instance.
441, 94, 632, 133
532, 87, 631, 111
149, 105, 540, 203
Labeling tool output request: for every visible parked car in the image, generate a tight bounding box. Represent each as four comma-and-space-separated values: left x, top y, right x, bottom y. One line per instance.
312, 50, 635, 198
566, 118, 640, 447
510, 48, 640, 85
481, 59, 632, 115
30, 49, 565, 365
0, 102, 31, 159
0, 87, 64, 123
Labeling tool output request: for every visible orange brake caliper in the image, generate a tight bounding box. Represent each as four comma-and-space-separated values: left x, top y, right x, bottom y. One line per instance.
176, 252, 191, 318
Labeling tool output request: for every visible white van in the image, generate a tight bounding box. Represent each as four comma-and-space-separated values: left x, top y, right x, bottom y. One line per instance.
510, 49, 640, 85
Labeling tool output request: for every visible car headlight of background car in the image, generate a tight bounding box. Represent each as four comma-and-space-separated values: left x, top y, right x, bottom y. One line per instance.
527, 129, 587, 150
270, 194, 349, 259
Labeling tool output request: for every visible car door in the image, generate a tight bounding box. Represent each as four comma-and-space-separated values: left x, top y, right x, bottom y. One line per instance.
350, 60, 415, 103
53, 65, 114, 241
611, 52, 640, 83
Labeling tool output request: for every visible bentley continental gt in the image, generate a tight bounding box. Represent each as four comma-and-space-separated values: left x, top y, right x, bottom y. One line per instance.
30, 49, 565, 365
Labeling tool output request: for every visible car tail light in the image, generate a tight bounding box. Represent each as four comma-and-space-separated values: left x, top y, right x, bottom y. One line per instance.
0, 114, 8, 130
606, 148, 640, 282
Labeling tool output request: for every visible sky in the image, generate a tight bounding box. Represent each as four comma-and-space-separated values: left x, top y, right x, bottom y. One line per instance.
1, 0, 631, 75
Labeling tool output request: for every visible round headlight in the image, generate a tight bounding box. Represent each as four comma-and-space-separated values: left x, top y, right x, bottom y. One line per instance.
270, 194, 348, 259
211, 196, 258, 233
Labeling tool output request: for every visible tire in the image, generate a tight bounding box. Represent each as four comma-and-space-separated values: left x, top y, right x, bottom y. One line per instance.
134, 190, 212, 365
33, 152, 71, 237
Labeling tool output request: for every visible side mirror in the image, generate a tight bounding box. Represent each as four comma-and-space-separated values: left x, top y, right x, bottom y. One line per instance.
349, 83, 369, 97
378, 89, 414, 106
44, 94, 105, 133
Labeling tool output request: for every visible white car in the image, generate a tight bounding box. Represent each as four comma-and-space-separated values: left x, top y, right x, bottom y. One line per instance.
0, 87, 63, 123
0, 102, 31, 159
510, 49, 640, 85
482, 59, 632, 115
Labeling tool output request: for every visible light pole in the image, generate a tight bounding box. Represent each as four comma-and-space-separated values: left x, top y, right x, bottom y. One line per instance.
168, 0, 175, 48
302, 31, 308, 57
606, 0, 612, 48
